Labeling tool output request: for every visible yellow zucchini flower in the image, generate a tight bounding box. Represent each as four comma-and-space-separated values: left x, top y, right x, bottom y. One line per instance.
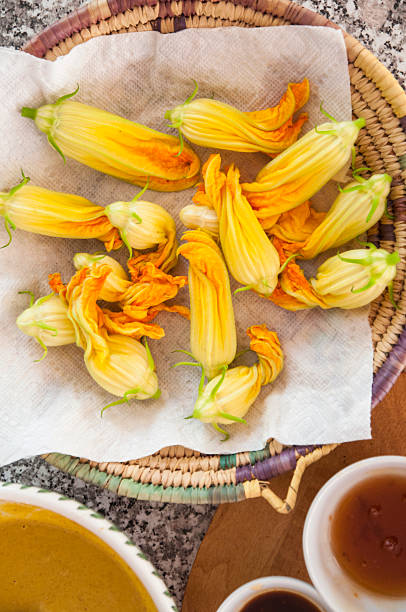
165, 79, 309, 154
21, 89, 200, 192
16, 291, 76, 361
72, 256, 188, 332
190, 325, 283, 439
242, 116, 366, 227
200, 154, 280, 296
65, 266, 160, 405
177, 229, 236, 380
179, 204, 219, 237
0, 175, 121, 251
310, 245, 400, 309
105, 197, 177, 271
297, 173, 392, 259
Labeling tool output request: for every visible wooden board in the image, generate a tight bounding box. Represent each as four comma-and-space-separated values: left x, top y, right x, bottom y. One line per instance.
183, 373, 406, 612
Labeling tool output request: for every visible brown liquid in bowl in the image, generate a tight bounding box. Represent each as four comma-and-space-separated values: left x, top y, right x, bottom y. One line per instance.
0, 501, 158, 612
240, 590, 322, 612
331, 473, 406, 596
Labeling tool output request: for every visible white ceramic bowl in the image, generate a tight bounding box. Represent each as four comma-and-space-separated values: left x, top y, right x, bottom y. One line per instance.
0, 481, 176, 612
303, 455, 406, 612
216, 576, 330, 611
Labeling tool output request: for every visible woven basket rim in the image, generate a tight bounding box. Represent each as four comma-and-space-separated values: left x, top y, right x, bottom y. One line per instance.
19, 0, 406, 507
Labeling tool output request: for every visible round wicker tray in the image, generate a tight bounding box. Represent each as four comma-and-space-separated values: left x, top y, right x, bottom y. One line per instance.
23, 0, 406, 511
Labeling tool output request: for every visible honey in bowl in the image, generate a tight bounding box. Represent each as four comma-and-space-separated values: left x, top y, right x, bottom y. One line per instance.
240, 590, 323, 612
330, 473, 406, 596
0, 501, 157, 612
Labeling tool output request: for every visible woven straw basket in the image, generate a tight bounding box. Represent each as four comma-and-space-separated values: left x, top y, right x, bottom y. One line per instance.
23, 0, 406, 511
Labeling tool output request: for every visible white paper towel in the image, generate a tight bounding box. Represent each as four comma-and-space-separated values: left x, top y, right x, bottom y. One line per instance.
0, 26, 372, 465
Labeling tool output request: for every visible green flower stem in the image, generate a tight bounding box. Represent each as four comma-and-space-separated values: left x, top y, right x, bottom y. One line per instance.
21, 107, 37, 119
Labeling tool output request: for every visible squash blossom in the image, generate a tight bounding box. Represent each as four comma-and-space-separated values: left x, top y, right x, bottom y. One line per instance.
165, 79, 309, 154
289, 173, 392, 259
65, 266, 160, 402
72, 256, 188, 333
242, 116, 366, 227
178, 229, 236, 380
310, 245, 400, 309
21, 89, 200, 192
179, 204, 219, 237
191, 325, 283, 439
105, 198, 177, 271
16, 292, 76, 361
199, 154, 280, 296
0, 175, 121, 251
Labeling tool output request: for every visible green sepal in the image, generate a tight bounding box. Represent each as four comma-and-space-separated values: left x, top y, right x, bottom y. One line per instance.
1, 215, 16, 249
212, 422, 229, 441
34, 338, 48, 363
384, 199, 394, 220
355, 237, 377, 250
130, 179, 150, 208
184, 80, 199, 105
172, 348, 195, 358
143, 338, 155, 370
175, 129, 184, 157
131, 212, 142, 224
278, 252, 298, 275
36, 292, 54, 306
319, 102, 338, 123
208, 365, 227, 401
218, 411, 247, 424
234, 283, 254, 295
47, 134, 66, 163
54, 84, 80, 105
120, 229, 132, 259
18, 290, 35, 307
387, 281, 398, 310
34, 321, 58, 336
366, 194, 379, 223
172, 361, 201, 368
101, 386, 142, 416
8, 170, 30, 198
337, 251, 373, 266
351, 276, 376, 293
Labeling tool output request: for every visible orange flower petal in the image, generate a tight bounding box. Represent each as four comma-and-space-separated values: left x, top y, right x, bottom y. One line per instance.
101, 309, 165, 340
242, 79, 309, 131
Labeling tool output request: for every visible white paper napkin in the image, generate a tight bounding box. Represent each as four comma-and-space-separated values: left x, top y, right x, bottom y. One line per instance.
0, 26, 372, 465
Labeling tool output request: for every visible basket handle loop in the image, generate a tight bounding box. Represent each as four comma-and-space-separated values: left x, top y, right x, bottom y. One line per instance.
259, 444, 338, 513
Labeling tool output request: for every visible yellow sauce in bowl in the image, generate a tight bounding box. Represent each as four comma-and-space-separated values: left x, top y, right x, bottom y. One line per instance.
0, 501, 158, 612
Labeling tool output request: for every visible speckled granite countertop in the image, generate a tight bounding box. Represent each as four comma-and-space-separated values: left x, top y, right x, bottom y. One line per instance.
0, 1, 405, 609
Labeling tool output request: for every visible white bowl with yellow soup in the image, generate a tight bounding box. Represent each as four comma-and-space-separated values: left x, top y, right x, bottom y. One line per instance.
0, 481, 176, 612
